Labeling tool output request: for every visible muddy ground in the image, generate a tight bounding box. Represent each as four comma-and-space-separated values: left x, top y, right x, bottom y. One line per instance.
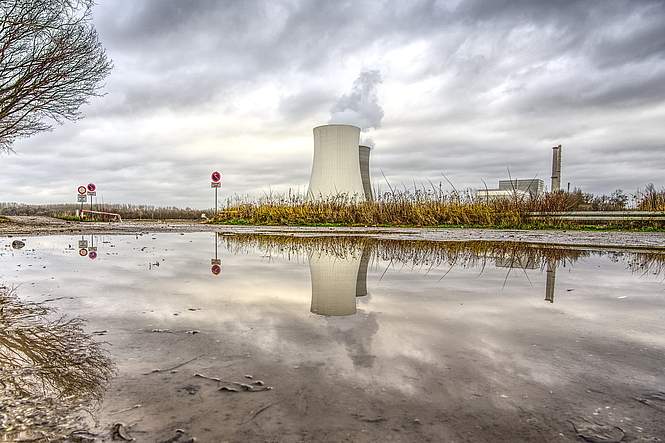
2, 215, 665, 250
3, 228, 665, 442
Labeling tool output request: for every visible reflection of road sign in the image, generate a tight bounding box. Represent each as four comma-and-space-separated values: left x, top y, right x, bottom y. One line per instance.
211, 264, 221, 275
77, 195, 87, 203
211, 182, 221, 188
78, 186, 87, 195
87, 183, 96, 192
211, 258, 221, 265
79, 248, 88, 257
89, 251, 97, 260
89, 246, 97, 252
78, 240, 88, 249
211, 171, 221, 183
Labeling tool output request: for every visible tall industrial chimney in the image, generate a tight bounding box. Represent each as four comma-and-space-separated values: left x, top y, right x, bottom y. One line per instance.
551, 144, 562, 192
358, 145, 373, 201
307, 125, 366, 201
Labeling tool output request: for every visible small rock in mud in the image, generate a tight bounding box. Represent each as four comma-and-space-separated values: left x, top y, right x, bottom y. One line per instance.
634, 391, 665, 411
158, 428, 196, 443
111, 422, 134, 441
571, 419, 624, 443
177, 384, 201, 395
11, 240, 25, 249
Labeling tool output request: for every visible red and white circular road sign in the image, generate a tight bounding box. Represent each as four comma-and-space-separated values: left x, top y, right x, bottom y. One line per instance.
78, 186, 87, 195
87, 183, 96, 192
211, 171, 221, 183
79, 248, 88, 257
211, 264, 221, 275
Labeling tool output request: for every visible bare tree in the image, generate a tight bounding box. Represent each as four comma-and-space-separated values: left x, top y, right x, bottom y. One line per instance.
0, 0, 111, 152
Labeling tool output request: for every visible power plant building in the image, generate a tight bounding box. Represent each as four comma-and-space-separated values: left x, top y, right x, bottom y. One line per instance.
477, 178, 544, 200
498, 179, 544, 197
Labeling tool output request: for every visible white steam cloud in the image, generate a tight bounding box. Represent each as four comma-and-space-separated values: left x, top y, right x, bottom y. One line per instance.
329, 70, 384, 131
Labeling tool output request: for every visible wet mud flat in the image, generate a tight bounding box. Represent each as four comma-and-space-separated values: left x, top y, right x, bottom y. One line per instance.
2, 233, 665, 442
2, 215, 665, 250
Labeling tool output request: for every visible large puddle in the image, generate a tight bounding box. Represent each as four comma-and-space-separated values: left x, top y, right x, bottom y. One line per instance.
1, 233, 665, 442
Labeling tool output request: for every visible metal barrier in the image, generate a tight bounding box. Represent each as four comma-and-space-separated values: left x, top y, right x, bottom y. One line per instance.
80, 210, 122, 222
529, 211, 665, 222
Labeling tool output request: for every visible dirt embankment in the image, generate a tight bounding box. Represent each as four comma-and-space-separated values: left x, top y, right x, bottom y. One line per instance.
2, 215, 665, 251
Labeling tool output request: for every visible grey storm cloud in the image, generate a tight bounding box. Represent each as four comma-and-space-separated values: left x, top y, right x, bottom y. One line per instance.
1, 0, 665, 207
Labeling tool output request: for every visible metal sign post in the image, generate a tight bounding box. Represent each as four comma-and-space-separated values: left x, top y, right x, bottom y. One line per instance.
211, 233, 221, 275
211, 171, 222, 214
77, 186, 87, 216
87, 183, 97, 213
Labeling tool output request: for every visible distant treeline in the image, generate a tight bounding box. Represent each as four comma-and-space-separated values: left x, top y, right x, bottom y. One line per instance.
0, 203, 204, 220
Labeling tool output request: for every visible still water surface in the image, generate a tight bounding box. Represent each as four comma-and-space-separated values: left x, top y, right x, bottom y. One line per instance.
1, 233, 664, 442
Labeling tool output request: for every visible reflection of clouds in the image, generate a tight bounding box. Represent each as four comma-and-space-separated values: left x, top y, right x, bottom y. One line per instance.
4, 233, 665, 438
326, 312, 379, 369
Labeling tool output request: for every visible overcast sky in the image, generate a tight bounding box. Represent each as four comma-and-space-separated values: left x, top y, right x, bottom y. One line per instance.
2, 0, 664, 208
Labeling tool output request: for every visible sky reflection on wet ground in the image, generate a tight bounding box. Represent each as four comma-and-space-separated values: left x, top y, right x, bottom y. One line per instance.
1, 233, 665, 442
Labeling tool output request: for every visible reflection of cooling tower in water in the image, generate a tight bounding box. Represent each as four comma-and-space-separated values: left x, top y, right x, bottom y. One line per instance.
310, 245, 371, 316
356, 247, 370, 297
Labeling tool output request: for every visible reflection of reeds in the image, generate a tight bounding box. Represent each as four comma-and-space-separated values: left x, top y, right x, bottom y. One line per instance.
222, 234, 585, 269
222, 233, 665, 277
0, 286, 115, 441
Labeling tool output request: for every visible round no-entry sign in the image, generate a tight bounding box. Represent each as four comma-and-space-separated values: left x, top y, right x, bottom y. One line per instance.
78, 186, 87, 195
87, 183, 96, 192
211, 264, 221, 275
211, 171, 221, 183
79, 248, 88, 257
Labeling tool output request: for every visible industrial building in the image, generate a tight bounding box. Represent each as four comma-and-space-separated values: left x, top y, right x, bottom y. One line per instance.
476, 178, 544, 200
498, 179, 544, 197
307, 124, 373, 201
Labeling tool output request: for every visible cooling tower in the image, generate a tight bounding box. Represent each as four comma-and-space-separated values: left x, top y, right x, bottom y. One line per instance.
307, 125, 366, 201
359, 145, 373, 201
551, 145, 562, 192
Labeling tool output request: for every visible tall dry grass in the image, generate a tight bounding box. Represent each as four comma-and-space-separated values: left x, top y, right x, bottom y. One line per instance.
637, 184, 665, 211
214, 188, 586, 228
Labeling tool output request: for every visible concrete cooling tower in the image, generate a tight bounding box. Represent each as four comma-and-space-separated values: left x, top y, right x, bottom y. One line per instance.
359, 145, 373, 201
307, 125, 366, 201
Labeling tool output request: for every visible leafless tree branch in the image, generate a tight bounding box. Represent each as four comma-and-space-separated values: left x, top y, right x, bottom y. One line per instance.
0, 0, 111, 152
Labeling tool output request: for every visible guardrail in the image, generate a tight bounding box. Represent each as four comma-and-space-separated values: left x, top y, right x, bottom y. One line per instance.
80, 210, 122, 222
529, 211, 665, 222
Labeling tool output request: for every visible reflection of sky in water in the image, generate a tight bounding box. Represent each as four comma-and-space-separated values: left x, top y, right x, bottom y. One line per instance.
2, 233, 665, 398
